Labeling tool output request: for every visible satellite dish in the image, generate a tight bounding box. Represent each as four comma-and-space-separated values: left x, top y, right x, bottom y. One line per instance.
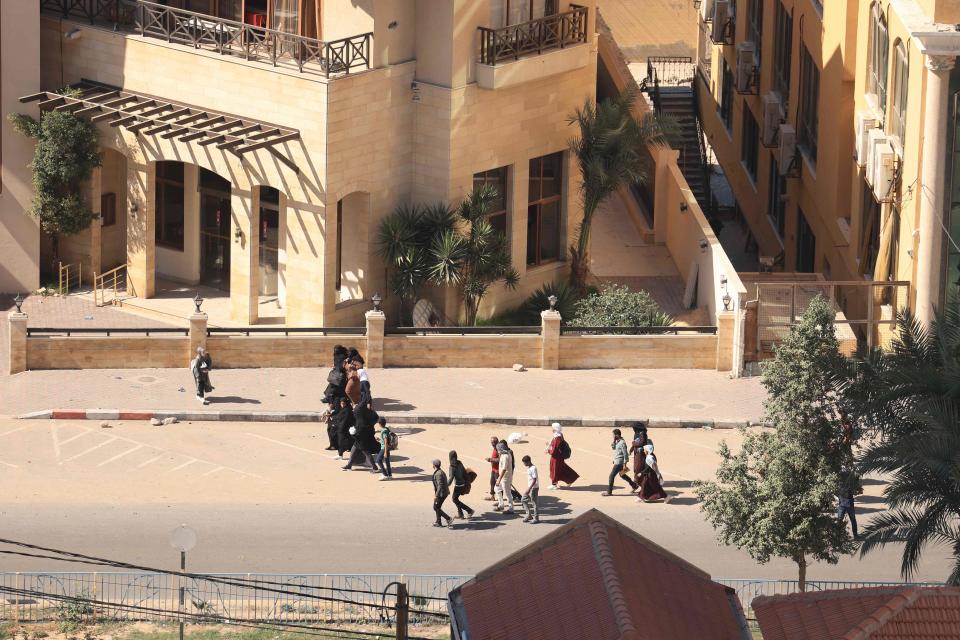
169, 525, 198, 553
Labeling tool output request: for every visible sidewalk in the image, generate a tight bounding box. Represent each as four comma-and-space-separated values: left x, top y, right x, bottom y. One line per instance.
2, 366, 766, 424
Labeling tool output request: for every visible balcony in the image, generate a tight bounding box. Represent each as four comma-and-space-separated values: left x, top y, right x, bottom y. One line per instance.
39, 0, 372, 77
475, 5, 591, 90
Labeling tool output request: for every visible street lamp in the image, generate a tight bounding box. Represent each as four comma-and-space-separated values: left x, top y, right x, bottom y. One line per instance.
13, 294, 23, 314
371, 292, 382, 312
547, 294, 558, 312
193, 293, 204, 314
169, 525, 198, 640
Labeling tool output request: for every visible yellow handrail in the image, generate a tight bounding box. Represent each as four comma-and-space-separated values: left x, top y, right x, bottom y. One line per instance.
58, 262, 81, 295
93, 263, 127, 306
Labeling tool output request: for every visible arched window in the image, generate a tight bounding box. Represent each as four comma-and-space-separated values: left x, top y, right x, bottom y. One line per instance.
868, 3, 889, 118
890, 40, 909, 144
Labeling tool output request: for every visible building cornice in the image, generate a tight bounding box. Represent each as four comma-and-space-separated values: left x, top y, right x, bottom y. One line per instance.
890, 0, 960, 57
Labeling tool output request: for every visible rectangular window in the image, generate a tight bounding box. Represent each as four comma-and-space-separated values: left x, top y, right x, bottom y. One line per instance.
859, 181, 881, 275
868, 6, 889, 118
741, 108, 760, 182
747, 0, 763, 67
773, 1, 792, 101
473, 166, 509, 240
768, 159, 787, 239
796, 208, 817, 273
336, 199, 343, 292
720, 58, 734, 132
890, 43, 909, 144
798, 44, 820, 166
100, 192, 117, 227
527, 152, 563, 266
155, 161, 185, 251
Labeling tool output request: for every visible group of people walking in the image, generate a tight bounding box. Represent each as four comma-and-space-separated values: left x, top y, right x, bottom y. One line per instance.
605, 423, 669, 503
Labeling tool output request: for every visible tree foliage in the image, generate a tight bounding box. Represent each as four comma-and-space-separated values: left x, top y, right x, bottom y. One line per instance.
696, 296, 855, 589
846, 296, 960, 584
377, 185, 518, 325
567, 88, 671, 291
569, 283, 671, 327
8, 108, 101, 243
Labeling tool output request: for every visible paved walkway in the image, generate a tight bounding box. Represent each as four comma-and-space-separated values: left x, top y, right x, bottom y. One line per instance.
2, 366, 767, 423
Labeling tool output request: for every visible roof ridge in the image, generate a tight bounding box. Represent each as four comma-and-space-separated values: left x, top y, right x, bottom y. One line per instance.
842, 588, 924, 640
589, 520, 637, 637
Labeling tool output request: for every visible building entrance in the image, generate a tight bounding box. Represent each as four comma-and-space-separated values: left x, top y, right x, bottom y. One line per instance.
199, 169, 232, 291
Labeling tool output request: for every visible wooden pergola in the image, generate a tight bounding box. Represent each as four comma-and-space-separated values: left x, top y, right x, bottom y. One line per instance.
20, 80, 302, 173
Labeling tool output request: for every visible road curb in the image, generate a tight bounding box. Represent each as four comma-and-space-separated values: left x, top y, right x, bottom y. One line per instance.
20, 409, 761, 428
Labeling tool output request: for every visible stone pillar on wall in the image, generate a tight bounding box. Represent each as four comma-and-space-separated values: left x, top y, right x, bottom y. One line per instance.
230, 185, 259, 325
511, 160, 530, 276
126, 160, 156, 298
715, 310, 735, 372
915, 54, 956, 327
541, 309, 561, 370
652, 146, 678, 244
7, 311, 28, 375
88, 166, 102, 284
365, 309, 385, 368
188, 312, 208, 364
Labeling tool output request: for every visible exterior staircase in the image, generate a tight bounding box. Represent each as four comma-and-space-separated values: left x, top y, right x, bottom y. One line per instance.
652, 86, 710, 207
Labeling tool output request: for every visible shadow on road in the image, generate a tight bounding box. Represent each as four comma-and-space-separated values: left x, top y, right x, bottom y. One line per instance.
206, 396, 262, 404
377, 398, 417, 412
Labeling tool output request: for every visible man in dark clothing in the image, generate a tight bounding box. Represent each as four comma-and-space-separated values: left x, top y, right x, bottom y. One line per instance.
603, 428, 638, 496
448, 450, 474, 520
343, 405, 379, 472
836, 487, 858, 538
432, 459, 453, 528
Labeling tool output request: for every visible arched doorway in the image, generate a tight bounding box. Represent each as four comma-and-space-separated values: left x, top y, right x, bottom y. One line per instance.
198, 168, 232, 291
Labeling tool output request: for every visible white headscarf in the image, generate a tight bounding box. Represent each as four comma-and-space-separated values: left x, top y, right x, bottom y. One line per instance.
552, 422, 562, 434
643, 444, 654, 455
359, 369, 369, 382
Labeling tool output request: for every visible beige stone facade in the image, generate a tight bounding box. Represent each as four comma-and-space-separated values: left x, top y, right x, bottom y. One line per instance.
12, 0, 599, 328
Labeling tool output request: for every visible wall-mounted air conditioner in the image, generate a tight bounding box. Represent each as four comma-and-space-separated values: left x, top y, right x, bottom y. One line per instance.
778, 124, 796, 175
762, 93, 783, 146
711, 0, 729, 43
736, 42, 756, 92
855, 111, 878, 167
864, 128, 886, 186
872, 142, 896, 201
700, 0, 716, 22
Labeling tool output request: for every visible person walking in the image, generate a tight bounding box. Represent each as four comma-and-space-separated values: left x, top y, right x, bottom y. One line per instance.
342, 404, 379, 473
484, 435, 500, 502
603, 428, 638, 496
494, 440, 515, 513
546, 423, 579, 489
836, 486, 858, 538
637, 443, 668, 503
629, 423, 650, 485
431, 459, 453, 528
331, 397, 355, 459
376, 417, 393, 480
448, 451, 474, 520
190, 346, 213, 405
520, 455, 540, 523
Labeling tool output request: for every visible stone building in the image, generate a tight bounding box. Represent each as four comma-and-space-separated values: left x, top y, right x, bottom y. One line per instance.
2, 0, 597, 326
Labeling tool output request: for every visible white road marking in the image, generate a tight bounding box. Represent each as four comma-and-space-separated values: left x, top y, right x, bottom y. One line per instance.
202, 466, 224, 477
0, 426, 27, 438
0, 460, 19, 469
167, 459, 198, 473
58, 430, 91, 447
680, 439, 717, 451
245, 433, 324, 455
96, 444, 144, 467
51, 425, 61, 462
135, 455, 163, 469
401, 437, 487, 466
65, 437, 117, 462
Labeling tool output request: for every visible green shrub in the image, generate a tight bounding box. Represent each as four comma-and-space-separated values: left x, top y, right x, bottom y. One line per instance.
570, 284, 672, 327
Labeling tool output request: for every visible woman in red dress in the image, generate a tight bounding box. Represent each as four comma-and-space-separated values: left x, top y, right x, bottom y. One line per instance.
546, 423, 580, 489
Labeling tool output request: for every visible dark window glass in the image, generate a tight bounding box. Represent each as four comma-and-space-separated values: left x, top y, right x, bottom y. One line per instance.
891, 42, 909, 143
720, 58, 734, 131
773, 1, 792, 101
474, 166, 510, 245
796, 208, 817, 273
747, 0, 763, 67
768, 159, 786, 239
798, 44, 820, 166
100, 192, 117, 227
868, 4, 889, 119
155, 161, 184, 251
741, 108, 760, 181
527, 152, 564, 266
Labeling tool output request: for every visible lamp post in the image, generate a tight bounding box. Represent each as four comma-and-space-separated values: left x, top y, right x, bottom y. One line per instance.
13, 294, 23, 314
371, 292, 382, 312
169, 525, 198, 640
547, 294, 558, 312
193, 293, 204, 314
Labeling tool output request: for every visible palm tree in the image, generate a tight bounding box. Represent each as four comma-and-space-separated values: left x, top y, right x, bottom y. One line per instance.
430, 184, 519, 325
567, 88, 672, 291
850, 296, 960, 584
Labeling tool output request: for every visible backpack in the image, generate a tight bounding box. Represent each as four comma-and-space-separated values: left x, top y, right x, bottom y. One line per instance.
387, 431, 399, 450
558, 437, 572, 460
327, 367, 345, 387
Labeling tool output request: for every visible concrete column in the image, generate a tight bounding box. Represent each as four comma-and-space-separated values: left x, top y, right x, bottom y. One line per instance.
715, 310, 735, 371
230, 185, 259, 325
7, 311, 28, 374
915, 54, 956, 326
653, 147, 679, 244
183, 164, 201, 284
88, 166, 102, 284
188, 312, 208, 364
541, 309, 561, 370
126, 161, 156, 298
511, 159, 530, 275
365, 310, 386, 368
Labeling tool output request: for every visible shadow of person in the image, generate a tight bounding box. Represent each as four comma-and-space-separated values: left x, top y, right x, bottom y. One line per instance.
205, 396, 262, 404
375, 398, 417, 411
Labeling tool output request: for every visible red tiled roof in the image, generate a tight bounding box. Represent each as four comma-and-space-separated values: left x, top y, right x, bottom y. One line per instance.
449, 509, 750, 640
753, 586, 960, 640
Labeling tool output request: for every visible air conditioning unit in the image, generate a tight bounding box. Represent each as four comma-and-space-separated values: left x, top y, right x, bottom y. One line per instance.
855, 111, 878, 167
762, 93, 783, 146
700, 0, 716, 22
711, 0, 729, 43
778, 124, 796, 175
864, 128, 886, 186
736, 42, 756, 92
872, 142, 896, 201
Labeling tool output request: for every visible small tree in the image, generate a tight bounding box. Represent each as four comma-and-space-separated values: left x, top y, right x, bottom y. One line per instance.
430, 185, 519, 325
695, 296, 855, 590
567, 89, 671, 292
9, 106, 101, 266
569, 283, 672, 327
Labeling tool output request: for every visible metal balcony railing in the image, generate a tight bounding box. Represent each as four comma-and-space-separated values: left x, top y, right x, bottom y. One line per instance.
478, 4, 588, 66
39, 0, 371, 77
